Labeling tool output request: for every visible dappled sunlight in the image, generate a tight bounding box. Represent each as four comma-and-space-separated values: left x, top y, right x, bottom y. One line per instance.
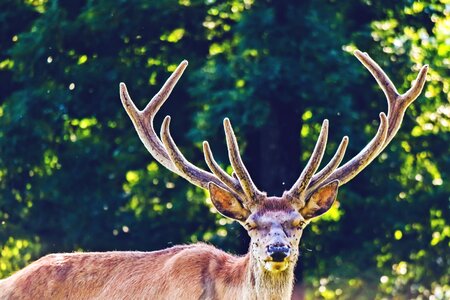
0, 0, 448, 298
0, 237, 41, 278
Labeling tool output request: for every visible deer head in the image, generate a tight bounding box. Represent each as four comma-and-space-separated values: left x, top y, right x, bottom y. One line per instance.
119, 50, 428, 274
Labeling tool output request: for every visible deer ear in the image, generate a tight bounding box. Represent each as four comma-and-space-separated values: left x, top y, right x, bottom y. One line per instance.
300, 180, 339, 220
208, 182, 250, 222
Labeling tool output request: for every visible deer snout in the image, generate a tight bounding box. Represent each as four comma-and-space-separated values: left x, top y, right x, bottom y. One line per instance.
267, 244, 290, 262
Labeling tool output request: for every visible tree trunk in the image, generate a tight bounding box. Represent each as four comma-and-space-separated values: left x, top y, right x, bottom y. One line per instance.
248, 100, 302, 195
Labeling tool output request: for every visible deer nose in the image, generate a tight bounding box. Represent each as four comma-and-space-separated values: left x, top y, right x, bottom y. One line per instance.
267, 244, 290, 262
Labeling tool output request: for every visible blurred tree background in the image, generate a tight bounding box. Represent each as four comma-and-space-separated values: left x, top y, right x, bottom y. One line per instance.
0, 0, 448, 299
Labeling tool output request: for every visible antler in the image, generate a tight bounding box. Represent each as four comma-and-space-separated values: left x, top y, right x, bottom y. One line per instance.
223, 118, 264, 202
121, 50, 428, 212
119, 61, 189, 176
120, 61, 258, 208
290, 50, 428, 202
287, 120, 329, 206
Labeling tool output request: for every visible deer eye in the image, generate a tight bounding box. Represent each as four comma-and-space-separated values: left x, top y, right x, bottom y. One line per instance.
245, 221, 257, 231
292, 219, 306, 229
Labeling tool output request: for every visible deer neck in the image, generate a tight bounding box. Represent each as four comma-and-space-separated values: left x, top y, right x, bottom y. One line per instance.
242, 248, 296, 300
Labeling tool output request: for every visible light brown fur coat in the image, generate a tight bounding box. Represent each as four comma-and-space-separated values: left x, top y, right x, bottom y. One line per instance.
0, 243, 293, 300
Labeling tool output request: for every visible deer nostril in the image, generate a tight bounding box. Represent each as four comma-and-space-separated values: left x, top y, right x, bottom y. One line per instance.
267, 244, 290, 262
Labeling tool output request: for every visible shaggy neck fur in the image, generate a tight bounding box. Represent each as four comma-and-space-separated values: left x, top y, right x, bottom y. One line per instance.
242, 247, 296, 300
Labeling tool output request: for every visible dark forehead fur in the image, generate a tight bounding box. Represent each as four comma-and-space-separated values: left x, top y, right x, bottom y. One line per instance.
254, 197, 295, 216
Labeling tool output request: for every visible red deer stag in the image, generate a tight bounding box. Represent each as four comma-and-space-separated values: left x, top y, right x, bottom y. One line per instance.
0, 51, 427, 299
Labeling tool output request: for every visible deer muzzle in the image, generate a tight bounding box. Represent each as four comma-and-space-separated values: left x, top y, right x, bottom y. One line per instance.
267, 244, 291, 262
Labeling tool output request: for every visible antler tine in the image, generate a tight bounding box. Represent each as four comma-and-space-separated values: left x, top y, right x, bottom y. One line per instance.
308, 136, 349, 192
223, 118, 263, 202
143, 60, 189, 118
402, 65, 428, 104
203, 141, 245, 198
119, 61, 188, 175
384, 64, 428, 145
288, 120, 329, 205
353, 51, 399, 102
160, 116, 240, 195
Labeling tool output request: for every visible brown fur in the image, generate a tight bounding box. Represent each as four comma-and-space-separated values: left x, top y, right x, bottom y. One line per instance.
0, 242, 296, 300
0, 245, 218, 299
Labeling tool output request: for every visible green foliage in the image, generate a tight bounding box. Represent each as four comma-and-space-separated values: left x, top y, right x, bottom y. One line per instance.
0, 0, 448, 298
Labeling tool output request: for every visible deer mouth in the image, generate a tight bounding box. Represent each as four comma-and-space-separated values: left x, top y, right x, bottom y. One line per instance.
263, 260, 290, 273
